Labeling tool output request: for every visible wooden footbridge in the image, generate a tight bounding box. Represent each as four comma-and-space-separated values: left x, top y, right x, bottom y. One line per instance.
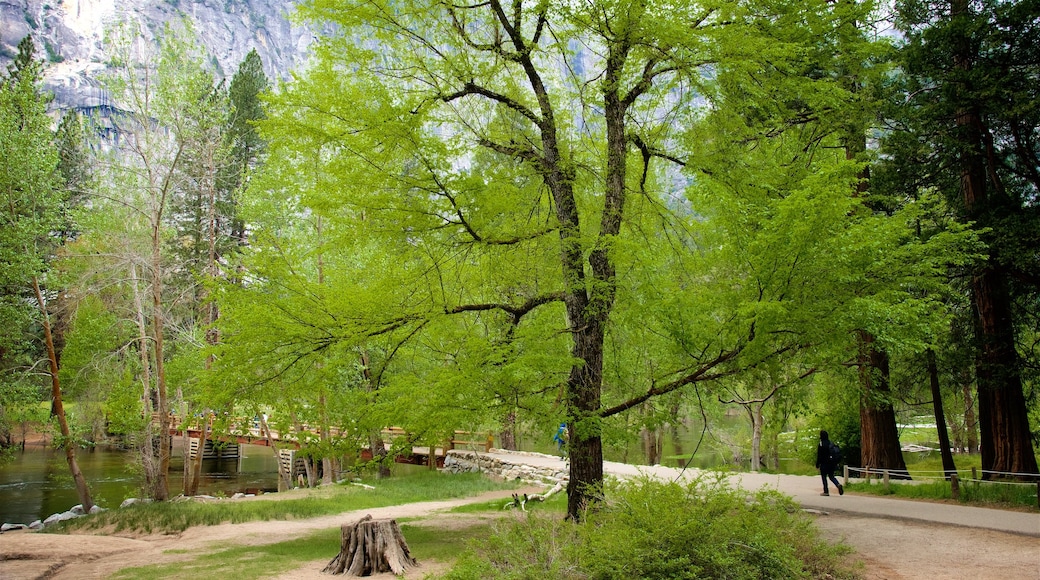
161, 414, 493, 469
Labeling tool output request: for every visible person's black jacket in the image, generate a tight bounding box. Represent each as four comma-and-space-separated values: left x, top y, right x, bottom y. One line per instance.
815, 438, 832, 469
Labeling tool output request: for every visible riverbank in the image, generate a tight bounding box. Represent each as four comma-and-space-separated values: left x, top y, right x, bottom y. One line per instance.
0, 437, 283, 526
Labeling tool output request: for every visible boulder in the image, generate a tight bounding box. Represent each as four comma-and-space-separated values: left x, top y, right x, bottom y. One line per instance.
42, 511, 79, 526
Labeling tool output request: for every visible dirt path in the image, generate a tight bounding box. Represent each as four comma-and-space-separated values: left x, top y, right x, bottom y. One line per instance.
1, 487, 1037, 579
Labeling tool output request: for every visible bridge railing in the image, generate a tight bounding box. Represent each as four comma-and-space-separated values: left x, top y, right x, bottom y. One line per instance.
448, 430, 495, 453
154, 414, 494, 453
378, 428, 494, 453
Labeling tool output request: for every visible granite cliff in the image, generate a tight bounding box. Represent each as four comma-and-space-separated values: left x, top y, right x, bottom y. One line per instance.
0, 0, 313, 110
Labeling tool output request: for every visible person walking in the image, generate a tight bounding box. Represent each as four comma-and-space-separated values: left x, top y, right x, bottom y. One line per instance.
815, 430, 844, 496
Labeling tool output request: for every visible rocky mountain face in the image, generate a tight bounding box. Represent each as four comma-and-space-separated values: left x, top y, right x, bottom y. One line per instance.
0, 0, 314, 110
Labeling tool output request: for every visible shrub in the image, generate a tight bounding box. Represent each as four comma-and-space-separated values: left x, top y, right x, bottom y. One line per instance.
446, 474, 858, 580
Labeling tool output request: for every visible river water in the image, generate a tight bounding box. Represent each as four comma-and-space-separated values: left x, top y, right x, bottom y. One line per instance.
0, 443, 281, 526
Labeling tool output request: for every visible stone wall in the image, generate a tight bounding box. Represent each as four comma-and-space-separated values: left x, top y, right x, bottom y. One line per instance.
443, 450, 568, 486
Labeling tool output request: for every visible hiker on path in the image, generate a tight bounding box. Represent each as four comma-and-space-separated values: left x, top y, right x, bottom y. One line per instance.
553, 423, 568, 458
816, 430, 844, 496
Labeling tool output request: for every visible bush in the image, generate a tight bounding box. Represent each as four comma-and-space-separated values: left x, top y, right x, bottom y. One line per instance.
446, 474, 858, 580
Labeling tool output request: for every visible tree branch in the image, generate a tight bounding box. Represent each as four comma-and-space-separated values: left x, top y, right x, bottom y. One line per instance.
446, 292, 564, 324
599, 347, 744, 418
442, 81, 541, 125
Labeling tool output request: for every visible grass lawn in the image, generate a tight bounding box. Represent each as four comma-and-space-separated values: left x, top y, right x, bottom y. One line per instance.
50, 470, 518, 534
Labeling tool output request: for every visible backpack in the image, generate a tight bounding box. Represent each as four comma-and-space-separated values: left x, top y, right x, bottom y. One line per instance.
828, 441, 843, 465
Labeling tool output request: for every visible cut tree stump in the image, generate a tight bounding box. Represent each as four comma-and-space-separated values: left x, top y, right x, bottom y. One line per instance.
322, 514, 418, 576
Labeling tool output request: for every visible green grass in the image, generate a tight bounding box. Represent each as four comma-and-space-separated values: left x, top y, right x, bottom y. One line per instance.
401, 522, 494, 561
111, 527, 342, 580
49, 471, 517, 534
847, 474, 1039, 511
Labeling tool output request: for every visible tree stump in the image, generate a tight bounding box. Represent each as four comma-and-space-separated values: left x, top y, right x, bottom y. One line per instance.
322, 515, 418, 576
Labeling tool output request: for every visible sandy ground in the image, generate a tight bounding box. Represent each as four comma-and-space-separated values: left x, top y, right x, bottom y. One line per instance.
1, 487, 1038, 580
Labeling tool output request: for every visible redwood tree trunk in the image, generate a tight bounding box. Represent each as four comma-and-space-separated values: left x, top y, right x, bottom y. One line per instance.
857, 331, 910, 478
951, 0, 1038, 480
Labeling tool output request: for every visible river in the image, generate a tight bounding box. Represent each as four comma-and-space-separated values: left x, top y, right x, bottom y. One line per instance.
0, 442, 281, 526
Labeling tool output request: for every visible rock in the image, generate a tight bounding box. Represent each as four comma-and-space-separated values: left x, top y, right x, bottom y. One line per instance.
28, 520, 43, 530
42, 511, 79, 526
89, 505, 106, 514
70, 504, 85, 515
231, 492, 246, 499
119, 498, 152, 508
1, 523, 28, 532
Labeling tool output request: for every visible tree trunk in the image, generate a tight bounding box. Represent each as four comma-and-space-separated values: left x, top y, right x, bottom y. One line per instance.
641, 427, 661, 466
32, 276, 94, 512
564, 321, 606, 520
768, 428, 780, 471
951, 0, 1038, 480
750, 405, 764, 472
260, 414, 293, 490
926, 349, 957, 479
669, 420, 685, 468
130, 263, 162, 498
320, 391, 334, 486
498, 409, 516, 451
151, 232, 171, 501
367, 430, 391, 479
857, 331, 910, 478
322, 515, 417, 576
962, 380, 977, 453
288, 411, 317, 487
526, 15, 630, 520
360, 350, 391, 478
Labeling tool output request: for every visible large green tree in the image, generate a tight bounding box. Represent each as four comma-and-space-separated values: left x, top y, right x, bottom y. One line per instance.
893, 0, 1039, 478
222, 0, 916, 519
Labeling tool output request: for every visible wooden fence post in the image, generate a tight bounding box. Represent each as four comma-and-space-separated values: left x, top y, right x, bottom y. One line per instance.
883, 470, 890, 493
950, 473, 959, 500
972, 466, 977, 480
843, 465, 849, 486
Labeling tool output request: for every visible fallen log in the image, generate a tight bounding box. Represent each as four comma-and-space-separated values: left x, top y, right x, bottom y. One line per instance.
322, 514, 417, 576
